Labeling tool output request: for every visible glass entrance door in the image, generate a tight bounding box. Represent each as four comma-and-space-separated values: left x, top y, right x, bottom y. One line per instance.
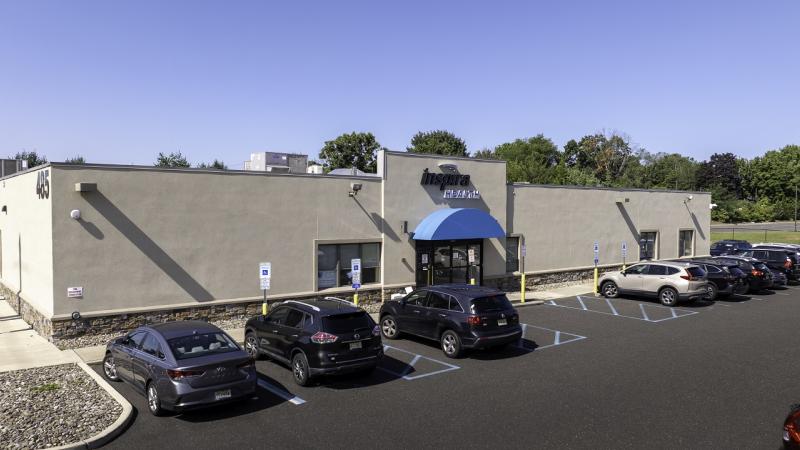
415, 240, 483, 287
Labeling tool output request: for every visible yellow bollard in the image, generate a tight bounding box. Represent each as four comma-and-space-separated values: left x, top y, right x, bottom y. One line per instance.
353, 292, 359, 306
593, 267, 599, 295
520, 273, 526, 303
470, 278, 476, 285
262, 302, 268, 316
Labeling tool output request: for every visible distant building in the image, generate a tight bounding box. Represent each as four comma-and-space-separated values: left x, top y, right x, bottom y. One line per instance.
327, 167, 379, 177
0, 159, 25, 177
244, 152, 307, 174
306, 164, 324, 174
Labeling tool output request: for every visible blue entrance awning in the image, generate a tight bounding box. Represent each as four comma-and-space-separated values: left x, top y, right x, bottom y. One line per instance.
412, 208, 505, 241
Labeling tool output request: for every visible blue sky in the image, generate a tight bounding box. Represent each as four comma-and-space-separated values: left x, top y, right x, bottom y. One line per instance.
1, 0, 798, 168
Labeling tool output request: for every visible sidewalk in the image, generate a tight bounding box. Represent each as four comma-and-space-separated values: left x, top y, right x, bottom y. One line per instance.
0, 300, 79, 372
506, 282, 594, 304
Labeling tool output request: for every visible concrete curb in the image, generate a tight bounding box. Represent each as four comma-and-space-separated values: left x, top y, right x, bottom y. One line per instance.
49, 358, 134, 450
511, 300, 545, 307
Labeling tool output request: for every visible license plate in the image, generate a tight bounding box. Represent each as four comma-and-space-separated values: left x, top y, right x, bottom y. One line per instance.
497, 318, 508, 326
214, 389, 231, 401
349, 342, 362, 350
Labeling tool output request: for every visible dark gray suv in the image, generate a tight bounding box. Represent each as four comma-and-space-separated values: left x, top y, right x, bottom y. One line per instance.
379, 284, 522, 358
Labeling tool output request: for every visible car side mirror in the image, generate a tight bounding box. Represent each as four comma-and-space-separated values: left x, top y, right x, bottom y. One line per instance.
157, 351, 165, 359
116, 337, 127, 345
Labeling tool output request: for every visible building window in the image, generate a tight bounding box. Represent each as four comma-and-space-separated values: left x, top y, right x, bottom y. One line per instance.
678, 230, 694, 257
317, 243, 381, 290
505, 237, 520, 273
639, 231, 658, 260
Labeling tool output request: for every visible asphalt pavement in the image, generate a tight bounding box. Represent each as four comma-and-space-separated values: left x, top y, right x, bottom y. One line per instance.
92, 286, 800, 449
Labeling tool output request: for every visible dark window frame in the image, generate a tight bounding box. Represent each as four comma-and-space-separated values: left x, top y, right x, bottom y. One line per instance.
317, 242, 382, 290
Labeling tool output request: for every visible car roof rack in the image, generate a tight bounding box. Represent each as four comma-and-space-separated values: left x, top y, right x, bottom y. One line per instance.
283, 300, 321, 312
324, 296, 356, 306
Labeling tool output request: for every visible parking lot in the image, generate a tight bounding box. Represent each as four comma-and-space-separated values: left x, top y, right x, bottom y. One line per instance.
92, 286, 800, 449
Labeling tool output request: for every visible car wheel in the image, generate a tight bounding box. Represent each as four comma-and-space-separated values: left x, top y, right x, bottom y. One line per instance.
381, 315, 400, 340
659, 287, 679, 307
440, 330, 463, 359
146, 382, 165, 416
705, 283, 718, 301
102, 353, 120, 382
244, 332, 261, 360
292, 353, 311, 387
601, 281, 619, 298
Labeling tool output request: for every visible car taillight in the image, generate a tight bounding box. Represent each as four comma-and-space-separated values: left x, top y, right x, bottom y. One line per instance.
467, 315, 482, 325
311, 331, 338, 344
237, 359, 255, 369
166, 369, 204, 380
752, 269, 763, 276
372, 325, 380, 337
784, 408, 800, 443
785, 258, 793, 269
680, 270, 692, 281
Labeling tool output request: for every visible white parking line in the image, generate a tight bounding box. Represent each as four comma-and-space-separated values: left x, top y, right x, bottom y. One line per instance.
379, 344, 460, 381
257, 378, 306, 405
518, 323, 587, 350
545, 296, 698, 323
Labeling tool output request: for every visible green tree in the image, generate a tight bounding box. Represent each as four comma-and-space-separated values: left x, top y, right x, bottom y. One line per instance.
154, 152, 190, 168
12, 150, 47, 168
64, 156, 85, 164
407, 130, 468, 157
196, 159, 227, 170
562, 133, 635, 185
493, 135, 560, 184
696, 152, 743, 198
638, 152, 699, 191
319, 132, 383, 173
471, 148, 497, 160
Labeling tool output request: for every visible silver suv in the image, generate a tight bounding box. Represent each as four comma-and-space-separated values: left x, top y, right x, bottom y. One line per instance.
598, 262, 708, 306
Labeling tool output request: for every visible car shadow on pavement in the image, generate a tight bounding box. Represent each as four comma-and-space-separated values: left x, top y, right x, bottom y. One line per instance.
321, 355, 423, 390
388, 333, 529, 361
177, 375, 293, 423
467, 340, 535, 361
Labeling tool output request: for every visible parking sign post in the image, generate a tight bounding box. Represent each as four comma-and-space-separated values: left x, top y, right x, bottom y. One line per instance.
351, 258, 361, 306
593, 242, 599, 295
621, 241, 627, 271
259, 262, 271, 315
520, 241, 526, 303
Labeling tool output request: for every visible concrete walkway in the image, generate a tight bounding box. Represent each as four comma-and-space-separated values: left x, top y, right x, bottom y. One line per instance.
0, 300, 78, 372
506, 282, 594, 304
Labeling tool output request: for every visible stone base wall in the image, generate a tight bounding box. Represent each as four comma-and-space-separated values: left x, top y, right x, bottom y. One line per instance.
3, 285, 405, 349
0, 284, 53, 338
485, 265, 624, 292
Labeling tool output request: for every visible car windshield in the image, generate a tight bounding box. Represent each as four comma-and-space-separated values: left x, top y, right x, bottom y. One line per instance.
322, 312, 373, 333
471, 294, 513, 313
167, 332, 239, 360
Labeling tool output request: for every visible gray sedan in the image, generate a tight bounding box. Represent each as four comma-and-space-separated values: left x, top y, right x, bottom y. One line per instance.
102, 321, 257, 416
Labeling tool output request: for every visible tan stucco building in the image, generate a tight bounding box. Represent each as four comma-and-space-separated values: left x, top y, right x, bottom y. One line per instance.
0, 151, 711, 343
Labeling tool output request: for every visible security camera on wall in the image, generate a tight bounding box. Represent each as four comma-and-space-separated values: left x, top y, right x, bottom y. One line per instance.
349, 182, 363, 197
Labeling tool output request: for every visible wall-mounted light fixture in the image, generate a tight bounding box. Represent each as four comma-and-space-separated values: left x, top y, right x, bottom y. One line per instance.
615, 197, 630, 204
684, 195, 693, 204
438, 162, 458, 173
74, 183, 97, 192
70, 209, 81, 220
1, 205, 6, 214
348, 182, 362, 197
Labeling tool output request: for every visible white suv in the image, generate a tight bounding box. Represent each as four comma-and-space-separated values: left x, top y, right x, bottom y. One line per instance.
598, 262, 708, 306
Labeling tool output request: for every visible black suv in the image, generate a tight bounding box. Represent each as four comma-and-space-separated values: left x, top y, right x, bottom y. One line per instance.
749, 245, 800, 281
710, 240, 752, 256
379, 284, 522, 358
244, 298, 382, 386
711, 256, 773, 294
683, 259, 748, 299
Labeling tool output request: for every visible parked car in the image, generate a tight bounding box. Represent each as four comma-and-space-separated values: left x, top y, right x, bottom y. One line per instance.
711, 255, 773, 294
740, 247, 796, 281
751, 244, 800, 280
379, 284, 522, 358
244, 298, 382, 386
770, 268, 788, 287
598, 261, 708, 306
784, 404, 800, 449
710, 240, 752, 256
102, 321, 256, 416
674, 259, 747, 300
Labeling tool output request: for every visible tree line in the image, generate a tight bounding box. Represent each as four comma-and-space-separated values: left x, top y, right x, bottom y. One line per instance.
316, 130, 800, 224
11, 130, 799, 224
